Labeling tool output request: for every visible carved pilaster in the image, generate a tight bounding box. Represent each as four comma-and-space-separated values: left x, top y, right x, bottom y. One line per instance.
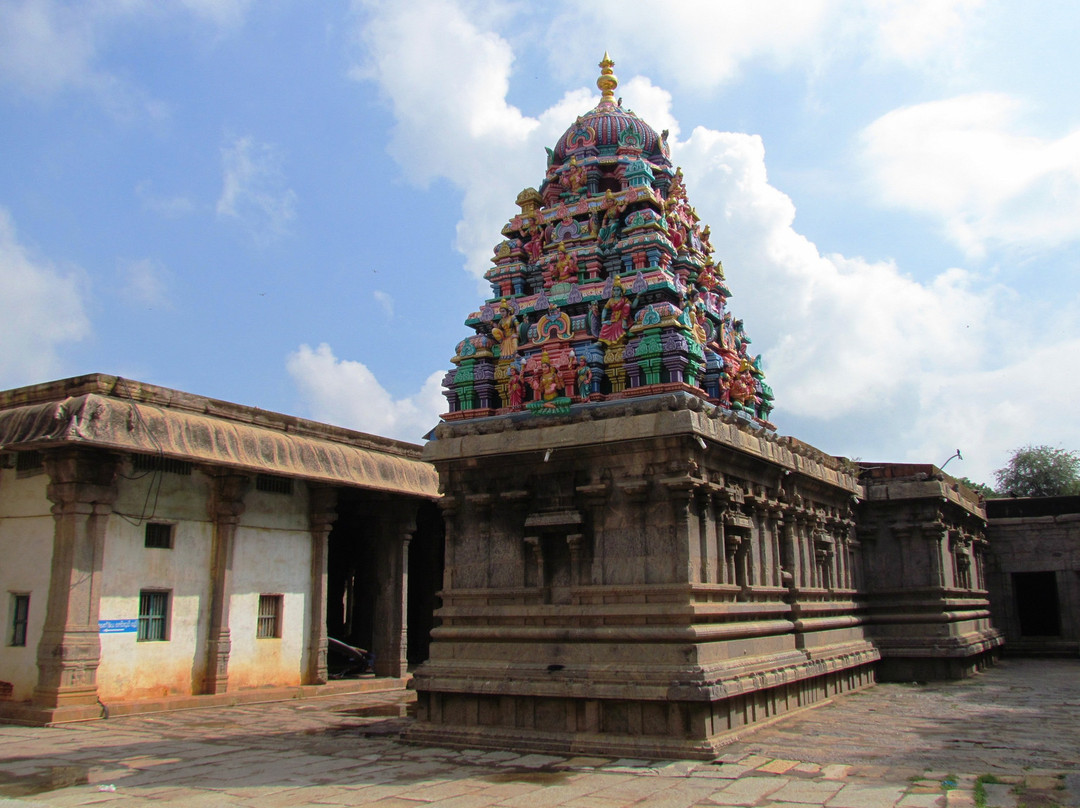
566, 533, 584, 586
662, 475, 700, 584
439, 496, 458, 590
373, 503, 417, 678
202, 471, 250, 695
524, 536, 542, 588
35, 449, 120, 712
306, 486, 338, 685
921, 519, 949, 588
576, 480, 608, 585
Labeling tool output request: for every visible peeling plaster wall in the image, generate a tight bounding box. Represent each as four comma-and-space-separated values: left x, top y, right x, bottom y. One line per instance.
97, 466, 215, 701
0, 467, 53, 702
227, 484, 312, 690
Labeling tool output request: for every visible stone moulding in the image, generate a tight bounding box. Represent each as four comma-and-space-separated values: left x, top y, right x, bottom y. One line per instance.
0, 375, 439, 498
411, 393, 878, 759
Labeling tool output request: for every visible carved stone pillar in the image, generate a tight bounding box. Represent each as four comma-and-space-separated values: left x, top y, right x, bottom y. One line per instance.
35, 449, 120, 715
922, 520, 948, 588
305, 486, 338, 685
781, 513, 800, 589
202, 472, 250, 694
439, 496, 458, 590
566, 533, 583, 586
524, 536, 543, 588
666, 484, 697, 584
715, 504, 729, 584
373, 504, 417, 678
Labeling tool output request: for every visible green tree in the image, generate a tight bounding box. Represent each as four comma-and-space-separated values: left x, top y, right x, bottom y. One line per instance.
993, 445, 1080, 497
954, 476, 996, 499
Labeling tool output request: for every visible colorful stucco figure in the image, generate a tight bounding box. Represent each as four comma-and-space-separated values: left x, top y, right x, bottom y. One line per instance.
442, 54, 774, 425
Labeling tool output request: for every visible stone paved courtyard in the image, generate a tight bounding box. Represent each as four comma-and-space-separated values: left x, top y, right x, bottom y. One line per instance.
0, 658, 1076, 808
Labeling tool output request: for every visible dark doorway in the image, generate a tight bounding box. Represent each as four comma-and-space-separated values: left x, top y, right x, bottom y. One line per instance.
327, 491, 378, 652
1013, 571, 1061, 636
327, 491, 445, 670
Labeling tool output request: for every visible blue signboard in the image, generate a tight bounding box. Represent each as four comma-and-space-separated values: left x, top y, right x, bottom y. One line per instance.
99, 619, 138, 634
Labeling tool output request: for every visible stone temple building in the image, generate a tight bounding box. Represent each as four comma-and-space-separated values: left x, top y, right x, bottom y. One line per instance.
0, 57, 1020, 756
0, 375, 444, 724
409, 56, 1002, 759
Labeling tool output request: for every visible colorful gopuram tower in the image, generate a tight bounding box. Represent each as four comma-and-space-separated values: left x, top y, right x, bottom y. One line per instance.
440, 54, 773, 422
411, 56, 881, 759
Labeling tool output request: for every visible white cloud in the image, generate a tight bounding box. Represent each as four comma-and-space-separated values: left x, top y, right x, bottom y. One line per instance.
0, 207, 90, 387
861, 93, 1080, 256
373, 290, 394, 318
136, 181, 196, 218
670, 124, 999, 413
544, 1, 834, 89
864, 0, 985, 69
347, 0, 1078, 483
351, 0, 556, 289
119, 257, 171, 308
176, 0, 251, 28
542, 0, 984, 90
0, 0, 249, 108
0, 0, 105, 98
216, 134, 297, 244
286, 343, 444, 443
902, 335, 1080, 482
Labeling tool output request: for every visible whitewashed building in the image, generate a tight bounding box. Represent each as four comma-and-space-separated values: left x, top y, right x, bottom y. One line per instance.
0, 374, 441, 723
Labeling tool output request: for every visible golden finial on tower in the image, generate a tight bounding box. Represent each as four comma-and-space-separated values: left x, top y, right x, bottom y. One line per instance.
597, 52, 618, 106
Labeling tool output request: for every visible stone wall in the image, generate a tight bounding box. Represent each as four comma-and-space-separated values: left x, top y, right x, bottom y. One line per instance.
857, 465, 1003, 680
985, 496, 1080, 656
410, 394, 879, 759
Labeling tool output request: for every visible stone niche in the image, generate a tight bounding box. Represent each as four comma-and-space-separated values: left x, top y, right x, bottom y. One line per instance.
409, 394, 879, 760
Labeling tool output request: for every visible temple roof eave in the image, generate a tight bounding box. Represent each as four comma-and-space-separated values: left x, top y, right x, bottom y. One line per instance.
0, 384, 440, 500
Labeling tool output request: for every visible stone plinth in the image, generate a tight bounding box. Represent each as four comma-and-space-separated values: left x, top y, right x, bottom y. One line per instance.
857, 464, 1003, 680
409, 394, 878, 759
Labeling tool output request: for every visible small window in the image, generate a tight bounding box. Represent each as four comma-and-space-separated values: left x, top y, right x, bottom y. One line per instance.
257, 594, 282, 639
255, 474, 293, 495
144, 522, 173, 549
137, 591, 169, 642
16, 451, 44, 479
132, 455, 192, 475
9, 594, 29, 647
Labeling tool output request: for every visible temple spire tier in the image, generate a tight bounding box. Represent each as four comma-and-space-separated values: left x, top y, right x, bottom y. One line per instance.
439, 56, 775, 428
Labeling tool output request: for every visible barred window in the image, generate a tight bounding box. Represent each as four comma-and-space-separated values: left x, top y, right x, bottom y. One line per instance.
255, 474, 293, 495
9, 594, 29, 647
144, 522, 174, 549
15, 451, 44, 479
137, 591, 169, 642
132, 455, 192, 475
257, 594, 282, 639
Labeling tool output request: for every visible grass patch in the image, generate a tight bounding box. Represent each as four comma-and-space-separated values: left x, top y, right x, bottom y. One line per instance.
975, 774, 1003, 808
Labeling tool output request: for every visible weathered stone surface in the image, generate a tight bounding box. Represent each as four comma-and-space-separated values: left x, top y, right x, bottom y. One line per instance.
412, 394, 878, 759
857, 465, 1003, 681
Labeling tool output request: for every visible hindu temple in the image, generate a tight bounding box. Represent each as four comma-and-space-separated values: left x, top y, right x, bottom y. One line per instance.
408, 55, 1001, 759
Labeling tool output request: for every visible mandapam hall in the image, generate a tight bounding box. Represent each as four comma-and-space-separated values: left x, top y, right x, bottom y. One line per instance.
1, 57, 1006, 756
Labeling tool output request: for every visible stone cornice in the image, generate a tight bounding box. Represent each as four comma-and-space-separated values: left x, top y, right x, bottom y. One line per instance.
0, 375, 439, 499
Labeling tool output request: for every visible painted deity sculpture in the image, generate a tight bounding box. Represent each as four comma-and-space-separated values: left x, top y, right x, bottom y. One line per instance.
492, 301, 519, 358
442, 54, 774, 425
598, 279, 632, 346
506, 365, 525, 409
575, 356, 593, 399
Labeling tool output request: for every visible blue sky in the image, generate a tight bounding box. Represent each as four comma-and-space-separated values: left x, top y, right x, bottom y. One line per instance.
3, 0, 1080, 486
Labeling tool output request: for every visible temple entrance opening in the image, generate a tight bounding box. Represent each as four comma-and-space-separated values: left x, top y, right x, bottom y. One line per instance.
1013, 571, 1061, 638
326, 492, 445, 677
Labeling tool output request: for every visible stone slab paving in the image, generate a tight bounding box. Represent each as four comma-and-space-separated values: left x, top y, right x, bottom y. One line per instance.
0, 659, 1076, 807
